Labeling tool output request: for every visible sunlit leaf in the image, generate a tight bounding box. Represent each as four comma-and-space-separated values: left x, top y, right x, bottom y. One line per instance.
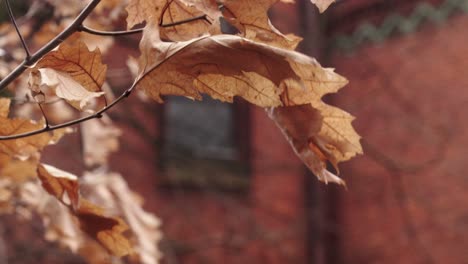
310, 0, 336, 13
37, 164, 133, 257
126, 0, 220, 40
0, 98, 68, 159
221, 0, 302, 49
136, 27, 346, 108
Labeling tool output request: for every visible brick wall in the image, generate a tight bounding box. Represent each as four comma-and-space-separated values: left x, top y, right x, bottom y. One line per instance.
329, 13, 468, 264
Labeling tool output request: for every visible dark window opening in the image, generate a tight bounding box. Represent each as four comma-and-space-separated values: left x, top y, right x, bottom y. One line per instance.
158, 96, 250, 192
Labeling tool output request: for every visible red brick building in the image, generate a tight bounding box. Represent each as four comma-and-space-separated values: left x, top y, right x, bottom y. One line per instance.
328, 0, 468, 263
3, 0, 468, 263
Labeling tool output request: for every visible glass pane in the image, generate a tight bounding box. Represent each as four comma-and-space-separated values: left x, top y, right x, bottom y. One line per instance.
164, 96, 237, 160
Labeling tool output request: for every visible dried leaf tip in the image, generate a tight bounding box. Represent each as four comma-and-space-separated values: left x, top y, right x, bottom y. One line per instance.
311, 0, 336, 13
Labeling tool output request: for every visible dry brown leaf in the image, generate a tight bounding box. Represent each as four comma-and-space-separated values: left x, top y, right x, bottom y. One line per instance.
0, 152, 40, 183
94, 0, 127, 15
46, 0, 86, 16
0, 178, 13, 214
33, 39, 107, 90
126, 0, 162, 29
77, 199, 132, 258
37, 164, 80, 209
268, 103, 362, 185
160, 0, 221, 41
20, 181, 84, 252
135, 27, 360, 184
0, 98, 9, 116
220, 0, 302, 49
37, 164, 133, 257
79, 28, 115, 54
31, 68, 105, 110
81, 114, 121, 167
19, 178, 127, 263
82, 172, 163, 264
0, 98, 68, 159
33, 39, 107, 109
126, 0, 220, 40
310, 0, 335, 13
136, 28, 346, 107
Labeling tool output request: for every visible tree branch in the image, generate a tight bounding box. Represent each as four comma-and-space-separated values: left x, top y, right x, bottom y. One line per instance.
0, 83, 135, 140
5, 0, 31, 58
158, 1, 210, 28
0, 0, 101, 92
79, 25, 143, 36
160, 14, 209, 28
79, 13, 209, 37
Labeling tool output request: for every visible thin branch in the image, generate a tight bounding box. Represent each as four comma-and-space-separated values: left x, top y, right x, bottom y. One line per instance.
0, 84, 135, 140
79, 13, 209, 37
5, 0, 31, 58
159, 1, 210, 28
160, 14, 209, 28
0, 0, 102, 92
37, 102, 50, 128
79, 25, 143, 36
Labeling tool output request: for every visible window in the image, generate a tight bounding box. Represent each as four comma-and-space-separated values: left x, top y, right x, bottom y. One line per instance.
158, 96, 250, 192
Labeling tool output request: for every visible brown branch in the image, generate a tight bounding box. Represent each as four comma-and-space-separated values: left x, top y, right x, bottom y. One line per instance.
79, 13, 209, 37
159, 1, 209, 28
0, 84, 135, 140
160, 14, 209, 28
5, 0, 31, 58
79, 25, 144, 36
0, 0, 102, 92
0, 0, 210, 141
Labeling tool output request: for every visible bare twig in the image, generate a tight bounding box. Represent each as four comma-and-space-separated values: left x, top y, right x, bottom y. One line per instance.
160, 14, 209, 28
5, 0, 31, 58
0, 0, 102, 92
79, 13, 209, 37
0, 83, 135, 140
37, 102, 50, 128
0, 0, 211, 141
159, 0, 210, 28
79, 25, 143, 36
0, 82, 137, 141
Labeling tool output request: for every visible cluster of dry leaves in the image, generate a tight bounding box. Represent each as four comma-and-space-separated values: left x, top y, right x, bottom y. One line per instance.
0, 0, 361, 262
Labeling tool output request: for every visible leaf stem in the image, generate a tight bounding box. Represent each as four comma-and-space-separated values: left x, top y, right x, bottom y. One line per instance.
0, 0, 102, 92
5, 0, 31, 59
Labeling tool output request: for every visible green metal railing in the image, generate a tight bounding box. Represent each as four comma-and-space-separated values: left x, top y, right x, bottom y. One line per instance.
330, 0, 468, 52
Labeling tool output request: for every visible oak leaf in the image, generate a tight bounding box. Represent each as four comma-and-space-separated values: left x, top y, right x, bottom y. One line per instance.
220, 0, 302, 49
37, 164, 133, 257
135, 27, 361, 184
126, 0, 220, 40
31, 68, 105, 110
0, 98, 67, 159
268, 103, 362, 185
20, 180, 84, 252
135, 28, 347, 108
82, 171, 163, 264
81, 114, 121, 167
0, 178, 13, 214
76, 199, 132, 258
37, 164, 80, 209
311, 0, 335, 13
33, 39, 107, 109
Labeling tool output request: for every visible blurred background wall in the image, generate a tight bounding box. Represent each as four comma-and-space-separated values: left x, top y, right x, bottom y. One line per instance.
327, 0, 468, 263
2, 0, 468, 263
